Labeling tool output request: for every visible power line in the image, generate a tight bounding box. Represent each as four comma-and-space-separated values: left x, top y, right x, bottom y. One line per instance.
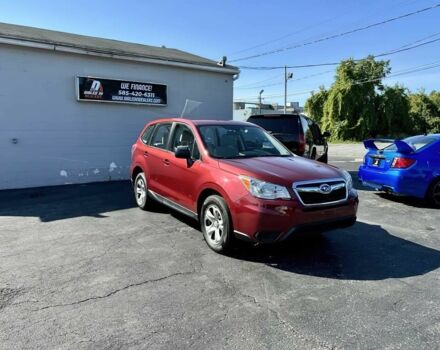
238, 35, 440, 70
234, 73, 282, 88
230, 3, 440, 63
234, 59, 440, 100
229, 0, 419, 57
235, 70, 334, 90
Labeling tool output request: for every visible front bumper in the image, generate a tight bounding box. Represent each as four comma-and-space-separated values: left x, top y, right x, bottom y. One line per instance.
231, 190, 358, 243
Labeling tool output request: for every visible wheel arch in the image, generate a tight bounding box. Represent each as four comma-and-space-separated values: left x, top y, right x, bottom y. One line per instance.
197, 188, 222, 218
196, 183, 233, 219
131, 165, 144, 182
425, 175, 440, 196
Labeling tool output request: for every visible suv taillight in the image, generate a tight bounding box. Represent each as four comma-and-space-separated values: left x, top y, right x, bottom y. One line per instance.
391, 157, 416, 168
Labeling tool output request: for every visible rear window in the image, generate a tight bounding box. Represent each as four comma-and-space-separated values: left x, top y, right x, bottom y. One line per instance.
385, 136, 439, 152
248, 116, 300, 135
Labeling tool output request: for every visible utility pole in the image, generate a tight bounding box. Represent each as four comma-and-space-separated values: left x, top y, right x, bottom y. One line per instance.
258, 89, 264, 115
284, 66, 293, 114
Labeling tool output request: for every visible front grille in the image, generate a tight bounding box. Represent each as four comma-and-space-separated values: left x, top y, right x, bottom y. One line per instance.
293, 179, 347, 206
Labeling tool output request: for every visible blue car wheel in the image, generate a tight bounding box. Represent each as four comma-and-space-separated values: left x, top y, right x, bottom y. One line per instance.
427, 178, 440, 208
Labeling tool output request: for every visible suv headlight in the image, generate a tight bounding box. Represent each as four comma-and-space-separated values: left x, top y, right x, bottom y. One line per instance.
341, 170, 353, 190
239, 175, 291, 200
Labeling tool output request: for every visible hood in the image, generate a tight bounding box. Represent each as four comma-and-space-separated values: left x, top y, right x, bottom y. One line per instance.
218, 156, 343, 186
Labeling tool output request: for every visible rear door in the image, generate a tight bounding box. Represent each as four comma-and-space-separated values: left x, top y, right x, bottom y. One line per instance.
147, 122, 173, 196
300, 116, 313, 158
308, 118, 326, 159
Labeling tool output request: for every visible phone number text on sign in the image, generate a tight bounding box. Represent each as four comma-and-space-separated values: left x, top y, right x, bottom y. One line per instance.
76, 76, 167, 106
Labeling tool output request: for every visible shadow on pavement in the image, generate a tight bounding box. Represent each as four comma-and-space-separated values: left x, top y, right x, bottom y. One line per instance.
0, 181, 139, 222
376, 193, 433, 209
229, 221, 440, 281
0, 180, 202, 228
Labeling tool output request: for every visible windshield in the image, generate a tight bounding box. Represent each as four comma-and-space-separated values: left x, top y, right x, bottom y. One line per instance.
198, 125, 292, 159
384, 135, 439, 152
247, 116, 300, 134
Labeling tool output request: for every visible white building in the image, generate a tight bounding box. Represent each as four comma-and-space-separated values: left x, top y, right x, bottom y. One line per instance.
0, 23, 239, 189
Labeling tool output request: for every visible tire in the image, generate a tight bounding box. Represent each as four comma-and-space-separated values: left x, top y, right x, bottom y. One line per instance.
134, 172, 151, 210
201, 195, 234, 253
318, 152, 328, 163
426, 178, 440, 208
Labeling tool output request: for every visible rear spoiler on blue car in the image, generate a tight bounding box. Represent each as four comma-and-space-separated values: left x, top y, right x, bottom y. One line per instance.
363, 139, 414, 154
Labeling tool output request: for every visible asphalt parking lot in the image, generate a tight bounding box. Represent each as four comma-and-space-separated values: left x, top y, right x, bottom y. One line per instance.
1, 144, 439, 350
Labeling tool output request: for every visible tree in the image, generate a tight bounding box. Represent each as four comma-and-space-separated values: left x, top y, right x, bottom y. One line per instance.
321, 56, 390, 140
375, 85, 410, 137
408, 91, 440, 134
304, 56, 439, 140
304, 87, 328, 123
429, 90, 440, 112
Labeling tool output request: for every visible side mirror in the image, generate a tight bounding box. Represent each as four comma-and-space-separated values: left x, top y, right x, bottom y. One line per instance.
175, 145, 191, 159
322, 131, 331, 138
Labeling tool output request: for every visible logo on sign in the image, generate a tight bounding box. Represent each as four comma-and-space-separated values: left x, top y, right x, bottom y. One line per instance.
319, 184, 332, 194
84, 79, 104, 99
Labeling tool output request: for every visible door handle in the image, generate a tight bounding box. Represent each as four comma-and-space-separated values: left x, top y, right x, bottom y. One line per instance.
143, 151, 149, 157
163, 159, 170, 166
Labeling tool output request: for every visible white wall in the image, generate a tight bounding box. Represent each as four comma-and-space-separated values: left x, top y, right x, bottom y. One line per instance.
0, 45, 234, 189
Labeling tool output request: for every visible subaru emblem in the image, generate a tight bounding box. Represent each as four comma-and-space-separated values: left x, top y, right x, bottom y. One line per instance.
319, 184, 332, 194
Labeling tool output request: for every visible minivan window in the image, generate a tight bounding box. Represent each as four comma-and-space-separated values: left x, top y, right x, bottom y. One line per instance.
198, 125, 291, 159
150, 123, 171, 149
248, 116, 300, 135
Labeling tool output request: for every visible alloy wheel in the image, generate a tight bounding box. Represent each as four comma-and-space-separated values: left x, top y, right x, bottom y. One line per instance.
203, 204, 224, 245
135, 176, 147, 206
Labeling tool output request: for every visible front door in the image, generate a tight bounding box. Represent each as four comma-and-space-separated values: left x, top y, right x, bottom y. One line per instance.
165, 123, 202, 211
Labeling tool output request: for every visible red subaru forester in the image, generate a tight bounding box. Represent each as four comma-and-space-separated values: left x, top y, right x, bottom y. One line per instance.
130, 118, 358, 253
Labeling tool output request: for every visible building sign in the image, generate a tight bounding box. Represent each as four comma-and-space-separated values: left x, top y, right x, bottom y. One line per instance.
76, 76, 167, 106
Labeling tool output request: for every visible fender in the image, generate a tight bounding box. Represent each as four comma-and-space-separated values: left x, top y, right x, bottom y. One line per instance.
196, 181, 241, 229
197, 181, 234, 208
130, 161, 149, 183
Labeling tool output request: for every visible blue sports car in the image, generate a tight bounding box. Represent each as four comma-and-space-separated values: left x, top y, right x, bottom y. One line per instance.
358, 134, 440, 207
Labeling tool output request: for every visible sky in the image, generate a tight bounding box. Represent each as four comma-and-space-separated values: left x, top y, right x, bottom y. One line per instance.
1, 0, 439, 106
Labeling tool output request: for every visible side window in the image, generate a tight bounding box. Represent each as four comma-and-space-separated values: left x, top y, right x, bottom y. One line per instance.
141, 125, 155, 144
310, 122, 322, 141
171, 124, 201, 160
192, 142, 201, 160
150, 123, 172, 149
300, 116, 312, 140
171, 124, 195, 151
